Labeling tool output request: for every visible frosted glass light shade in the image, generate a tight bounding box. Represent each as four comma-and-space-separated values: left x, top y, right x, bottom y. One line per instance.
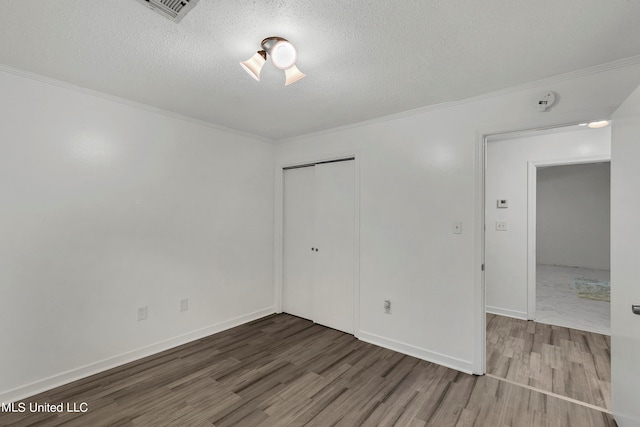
271, 41, 297, 70
284, 64, 306, 86
240, 52, 266, 81
587, 120, 610, 129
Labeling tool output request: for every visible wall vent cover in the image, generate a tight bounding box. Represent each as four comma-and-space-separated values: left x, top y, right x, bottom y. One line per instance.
135, 0, 199, 22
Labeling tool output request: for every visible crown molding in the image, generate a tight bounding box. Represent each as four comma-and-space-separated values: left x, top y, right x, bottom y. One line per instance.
0, 63, 274, 145
277, 55, 640, 144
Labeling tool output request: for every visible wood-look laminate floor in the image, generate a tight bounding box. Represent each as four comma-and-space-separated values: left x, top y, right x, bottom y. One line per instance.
1, 314, 615, 427
486, 313, 611, 412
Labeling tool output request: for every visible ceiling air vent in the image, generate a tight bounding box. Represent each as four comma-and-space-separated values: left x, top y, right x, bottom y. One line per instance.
135, 0, 199, 22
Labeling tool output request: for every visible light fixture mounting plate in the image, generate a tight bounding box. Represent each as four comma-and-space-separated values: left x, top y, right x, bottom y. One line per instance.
261, 37, 288, 53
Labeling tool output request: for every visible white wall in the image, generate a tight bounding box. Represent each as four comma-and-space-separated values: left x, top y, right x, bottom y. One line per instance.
537, 162, 610, 269
485, 128, 610, 319
611, 81, 640, 427
3, 59, 640, 402
275, 63, 640, 374
0, 70, 275, 401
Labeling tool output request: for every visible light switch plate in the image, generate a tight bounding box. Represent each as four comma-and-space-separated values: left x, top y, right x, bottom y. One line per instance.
497, 199, 508, 208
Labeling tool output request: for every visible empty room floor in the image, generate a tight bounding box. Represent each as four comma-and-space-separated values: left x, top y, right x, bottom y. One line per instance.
536, 264, 610, 335
0, 314, 615, 427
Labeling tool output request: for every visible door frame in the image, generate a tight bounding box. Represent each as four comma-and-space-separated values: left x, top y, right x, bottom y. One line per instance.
474, 108, 615, 374
526, 156, 611, 320
274, 150, 361, 336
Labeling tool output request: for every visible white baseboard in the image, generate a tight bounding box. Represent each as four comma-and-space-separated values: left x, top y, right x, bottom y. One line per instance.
357, 331, 474, 374
0, 307, 275, 404
486, 306, 528, 320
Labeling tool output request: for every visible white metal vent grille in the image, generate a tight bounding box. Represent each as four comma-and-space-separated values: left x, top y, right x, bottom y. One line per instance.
135, 0, 199, 22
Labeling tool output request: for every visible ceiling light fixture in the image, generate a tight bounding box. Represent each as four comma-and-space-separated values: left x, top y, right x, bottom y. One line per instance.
240, 37, 305, 86
587, 120, 610, 129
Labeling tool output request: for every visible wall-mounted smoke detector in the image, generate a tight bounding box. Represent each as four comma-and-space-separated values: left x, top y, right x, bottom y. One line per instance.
536, 91, 556, 112
135, 0, 199, 22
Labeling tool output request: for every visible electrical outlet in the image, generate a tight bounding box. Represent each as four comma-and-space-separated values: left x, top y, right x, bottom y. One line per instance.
180, 298, 188, 312
496, 221, 508, 231
137, 306, 147, 321
384, 299, 391, 314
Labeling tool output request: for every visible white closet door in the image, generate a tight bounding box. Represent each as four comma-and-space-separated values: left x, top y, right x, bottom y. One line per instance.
282, 166, 315, 320
313, 160, 355, 334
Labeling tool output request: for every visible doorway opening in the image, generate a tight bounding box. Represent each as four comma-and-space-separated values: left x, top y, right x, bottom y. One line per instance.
533, 161, 611, 335
483, 122, 612, 412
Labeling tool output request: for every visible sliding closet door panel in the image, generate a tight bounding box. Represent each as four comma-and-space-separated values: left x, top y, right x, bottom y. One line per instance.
283, 167, 315, 320
313, 160, 355, 334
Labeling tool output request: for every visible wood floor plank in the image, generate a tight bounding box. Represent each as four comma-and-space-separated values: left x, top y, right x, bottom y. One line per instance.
1, 314, 616, 426
486, 313, 611, 411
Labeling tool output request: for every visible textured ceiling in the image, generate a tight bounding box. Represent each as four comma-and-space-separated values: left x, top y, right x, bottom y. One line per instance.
1, 0, 640, 140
